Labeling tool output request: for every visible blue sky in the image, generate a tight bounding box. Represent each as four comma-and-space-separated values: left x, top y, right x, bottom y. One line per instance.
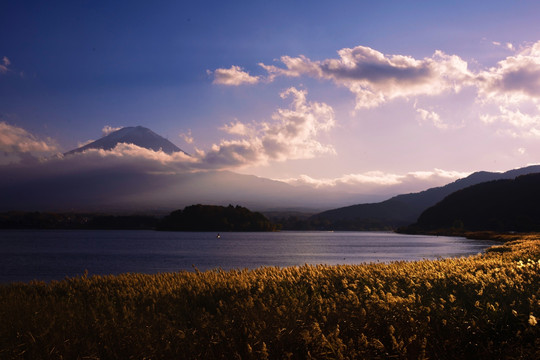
3, 0, 540, 199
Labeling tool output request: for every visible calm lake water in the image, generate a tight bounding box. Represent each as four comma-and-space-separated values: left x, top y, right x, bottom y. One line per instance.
0, 230, 498, 283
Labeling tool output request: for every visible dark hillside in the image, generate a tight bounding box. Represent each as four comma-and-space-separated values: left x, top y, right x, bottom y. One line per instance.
310, 165, 540, 230
406, 173, 540, 232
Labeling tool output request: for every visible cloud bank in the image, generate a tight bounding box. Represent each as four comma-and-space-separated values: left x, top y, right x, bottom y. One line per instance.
279, 168, 471, 195
0, 122, 58, 164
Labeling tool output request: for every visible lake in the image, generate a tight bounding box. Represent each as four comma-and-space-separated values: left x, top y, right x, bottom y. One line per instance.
0, 230, 498, 283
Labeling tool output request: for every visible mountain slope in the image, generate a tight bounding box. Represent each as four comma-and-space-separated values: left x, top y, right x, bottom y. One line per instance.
65, 126, 187, 155
408, 173, 540, 232
310, 165, 540, 229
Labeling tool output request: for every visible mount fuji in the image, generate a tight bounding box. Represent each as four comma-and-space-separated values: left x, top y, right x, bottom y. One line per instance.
65, 126, 188, 156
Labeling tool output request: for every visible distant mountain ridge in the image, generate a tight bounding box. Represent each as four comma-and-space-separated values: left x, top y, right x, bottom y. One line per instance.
310, 165, 540, 230
65, 126, 188, 155
405, 172, 540, 232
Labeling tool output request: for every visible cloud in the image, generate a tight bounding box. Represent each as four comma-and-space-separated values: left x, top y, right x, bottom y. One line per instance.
492, 41, 515, 51
482, 106, 540, 128
0, 56, 11, 73
102, 125, 123, 136
260, 46, 473, 109
253, 40, 540, 137
477, 42, 540, 104
0, 122, 58, 157
413, 102, 448, 130
220, 121, 251, 136
179, 130, 194, 144
197, 87, 335, 168
211, 65, 261, 86
279, 168, 471, 194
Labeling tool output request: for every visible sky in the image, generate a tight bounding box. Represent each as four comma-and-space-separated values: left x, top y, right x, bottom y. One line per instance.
3, 0, 540, 204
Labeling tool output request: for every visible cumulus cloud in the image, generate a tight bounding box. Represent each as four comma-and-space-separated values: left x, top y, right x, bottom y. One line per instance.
260, 46, 473, 109
211, 65, 261, 86
197, 87, 335, 168
477, 42, 540, 104
220, 121, 251, 136
0, 122, 58, 157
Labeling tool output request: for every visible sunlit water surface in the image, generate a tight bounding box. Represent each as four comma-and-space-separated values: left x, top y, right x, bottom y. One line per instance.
0, 230, 499, 283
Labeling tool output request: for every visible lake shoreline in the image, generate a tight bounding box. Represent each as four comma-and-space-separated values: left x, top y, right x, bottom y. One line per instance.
0, 230, 497, 284
1, 234, 538, 359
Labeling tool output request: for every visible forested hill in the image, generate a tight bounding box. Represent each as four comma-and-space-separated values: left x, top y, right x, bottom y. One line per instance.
403, 173, 540, 233
157, 204, 278, 231
309, 165, 540, 230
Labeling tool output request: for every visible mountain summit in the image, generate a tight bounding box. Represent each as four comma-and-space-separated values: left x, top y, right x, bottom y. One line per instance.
65, 126, 188, 155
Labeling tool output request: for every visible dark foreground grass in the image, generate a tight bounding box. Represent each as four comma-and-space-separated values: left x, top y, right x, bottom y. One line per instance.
1, 235, 539, 359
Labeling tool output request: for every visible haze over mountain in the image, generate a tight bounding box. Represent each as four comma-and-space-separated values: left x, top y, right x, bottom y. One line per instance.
65, 126, 187, 156
0, 126, 376, 212
310, 165, 540, 230
3, 124, 540, 215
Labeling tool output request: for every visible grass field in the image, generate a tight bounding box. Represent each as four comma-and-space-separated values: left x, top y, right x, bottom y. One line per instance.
1, 235, 539, 359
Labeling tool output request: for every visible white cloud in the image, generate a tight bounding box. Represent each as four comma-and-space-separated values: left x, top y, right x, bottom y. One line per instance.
0, 122, 58, 155
198, 87, 335, 168
491, 41, 515, 51
54, 143, 197, 175
220, 121, 252, 136
260, 46, 473, 109
102, 125, 123, 136
414, 102, 448, 130
479, 104, 540, 137
477, 41, 540, 104
179, 130, 194, 144
278, 168, 471, 194
476, 40, 540, 135
211, 65, 261, 86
